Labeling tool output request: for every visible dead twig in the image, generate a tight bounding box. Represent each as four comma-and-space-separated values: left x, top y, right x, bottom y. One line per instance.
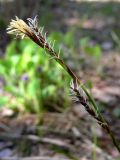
0, 157, 69, 160
0, 133, 73, 151
27, 125, 83, 141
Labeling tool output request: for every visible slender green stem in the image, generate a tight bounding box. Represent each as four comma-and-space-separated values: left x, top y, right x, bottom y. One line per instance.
81, 85, 120, 153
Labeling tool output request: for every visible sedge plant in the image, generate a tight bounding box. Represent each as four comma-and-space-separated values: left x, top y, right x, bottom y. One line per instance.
7, 16, 120, 153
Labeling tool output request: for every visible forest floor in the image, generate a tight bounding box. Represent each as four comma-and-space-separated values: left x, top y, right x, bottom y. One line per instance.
0, 0, 120, 159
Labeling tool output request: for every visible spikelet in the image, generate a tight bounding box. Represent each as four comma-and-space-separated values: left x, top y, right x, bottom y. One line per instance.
70, 80, 87, 102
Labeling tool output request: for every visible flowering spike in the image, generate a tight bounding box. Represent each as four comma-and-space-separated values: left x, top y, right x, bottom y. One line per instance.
40, 27, 44, 36
70, 80, 87, 103
51, 40, 56, 51
58, 46, 61, 58
44, 32, 47, 41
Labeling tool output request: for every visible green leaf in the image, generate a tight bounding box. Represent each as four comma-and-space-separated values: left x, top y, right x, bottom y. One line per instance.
49, 32, 62, 42
93, 45, 101, 61
0, 96, 9, 107
42, 85, 56, 97
0, 64, 6, 75
6, 40, 17, 57
64, 31, 74, 47
85, 45, 101, 61
113, 108, 120, 118
16, 45, 34, 73
5, 85, 22, 97
10, 55, 20, 64
19, 39, 34, 51
0, 60, 12, 75
27, 79, 40, 97
86, 80, 93, 90
79, 37, 89, 47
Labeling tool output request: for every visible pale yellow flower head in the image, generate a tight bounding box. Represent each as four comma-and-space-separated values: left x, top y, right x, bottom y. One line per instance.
7, 16, 32, 39
7, 16, 45, 48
